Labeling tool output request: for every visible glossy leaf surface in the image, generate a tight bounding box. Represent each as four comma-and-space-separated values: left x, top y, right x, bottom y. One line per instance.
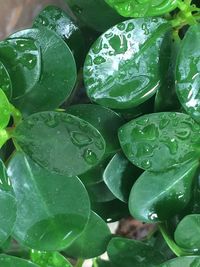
33, 5, 85, 67
176, 25, 200, 123
66, 104, 124, 155
174, 214, 200, 249
86, 181, 115, 203
105, 0, 178, 17
119, 112, 200, 172
107, 237, 165, 267
31, 251, 72, 267
0, 159, 12, 192
93, 259, 114, 267
84, 18, 170, 109
65, 211, 111, 259
10, 28, 76, 115
0, 255, 39, 267
0, 38, 41, 99
0, 61, 12, 99
129, 160, 199, 223
103, 152, 142, 202
65, 0, 123, 32
159, 256, 200, 266
8, 152, 90, 250
0, 89, 11, 129
14, 111, 106, 176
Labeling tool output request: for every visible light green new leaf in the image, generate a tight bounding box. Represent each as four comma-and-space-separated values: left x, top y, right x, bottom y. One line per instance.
0, 254, 39, 267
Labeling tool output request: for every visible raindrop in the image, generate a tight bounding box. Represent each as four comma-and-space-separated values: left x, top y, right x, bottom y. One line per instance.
83, 149, 97, 165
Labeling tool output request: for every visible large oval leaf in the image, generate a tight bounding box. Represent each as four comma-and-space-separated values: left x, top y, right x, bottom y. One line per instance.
33, 5, 85, 67
176, 24, 200, 123
105, 0, 178, 17
13, 111, 106, 176
66, 104, 124, 155
7, 152, 90, 250
103, 152, 142, 202
107, 237, 165, 267
0, 89, 11, 129
0, 255, 39, 267
159, 256, 200, 266
65, 211, 111, 259
129, 160, 199, 223
9, 28, 76, 115
65, 0, 123, 32
31, 251, 72, 267
0, 38, 41, 100
119, 112, 200, 172
84, 18, 170, 109
0, 61, 12, 99
174, 214, 200, 250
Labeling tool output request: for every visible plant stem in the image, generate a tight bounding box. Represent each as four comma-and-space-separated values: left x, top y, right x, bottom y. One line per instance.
75, 258, 84, 267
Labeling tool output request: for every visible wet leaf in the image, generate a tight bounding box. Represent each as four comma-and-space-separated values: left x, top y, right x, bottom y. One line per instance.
13, 111, 106, 176
129, 160, 199, 222
65, 211, 111, 259
0, 89, 11, 129
9, 28, 76, 115
66, 104, 124, 155
7, 152, 90, 250
176, 24, 200, 123
159, 256, 200, 266
84, 18, 170, 109
0, 254, 39, 267
119, 112, 200, 172
103, 152, 142, 202
0, 61, 12, 99
107, 237, 165, 267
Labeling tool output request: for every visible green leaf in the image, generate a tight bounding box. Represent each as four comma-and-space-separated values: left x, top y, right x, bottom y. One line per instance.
13, 111, 106, 176
86, 181, 115, 203
92, 199, 129, 223
31, 250, 72, 267
129, 160, 199, 223
0, 254, 39, 267
0, 61, 12, 99
174, 214, 200, 250
0, 89, 11, 129
84, 18, 170, 109
93, 259, 114, 267
33, 5, 85, 68
66, 104, 124, 155
176, 24, 200, 123
0, 159, 13, 192
119, 112, 200, 172
0, 38, 41, 100
103, 152, 142, 202
65, 0, 123, 32
105, 0, 178, 17
9, 28, 76, 115
107, 237, 165, 267
158, 256, 200, 266
0, 190, 17, 245
65, 211, 111, 259
7, 152, 90, 250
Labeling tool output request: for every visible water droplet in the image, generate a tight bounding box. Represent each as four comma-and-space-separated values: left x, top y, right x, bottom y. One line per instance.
148, 212, 158, 220
83, 149, 97, 165
159, 118, 170, 129
93, 56, 106, 65
141, 159, 151, 169
71, 131, 93, 147
126, 22, 135, 32
117, 22, 125, 31
175, 129, 191, 140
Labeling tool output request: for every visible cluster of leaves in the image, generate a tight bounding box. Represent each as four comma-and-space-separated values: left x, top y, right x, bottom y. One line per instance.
0, 0, 200, 266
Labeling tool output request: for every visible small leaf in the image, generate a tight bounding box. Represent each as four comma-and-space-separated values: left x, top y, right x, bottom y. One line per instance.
107, 237, 165, 267
7, 152, 90, 251
0, 61, 12, 99
119, 112, 200, 172
13, 111, 106, 176
105, 0, 178, 17
103, 152, 142, 202
0, 38, 41, 100
84, 18, 170, 109
66, 104, 124, 155
65, 211, 111, 259
31, 250, 72, 267
0, 159, 12, 192
158, 256, 200, 266
9, 28, 76, 115
129, 160, 199, 223
86, 181, 115, 203
176, 24, 200, 123
33, 5, 85, 67
174, 214, 200, 250
0, 254, 39, 267
0, 89, 11, 129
